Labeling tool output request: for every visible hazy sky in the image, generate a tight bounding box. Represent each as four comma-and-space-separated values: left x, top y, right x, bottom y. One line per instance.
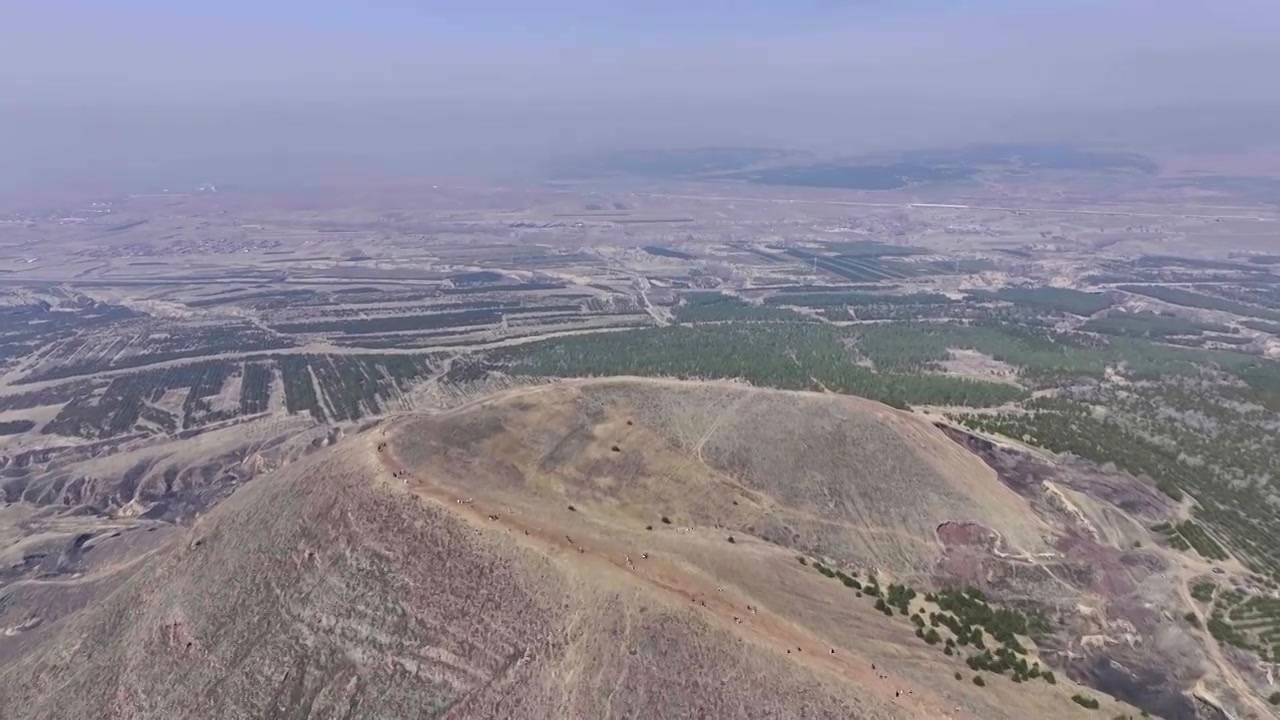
3, 1, 1279, 196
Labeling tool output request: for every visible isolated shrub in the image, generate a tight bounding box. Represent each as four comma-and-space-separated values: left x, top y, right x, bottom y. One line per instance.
1071, 693, 1100, 710
954, 671, 962, 680
1190, 581, 1216, 603
727, 536, 735, 543
661, 516, 671, 524
972, 675, 985, 687
1270, 691, 1280, 706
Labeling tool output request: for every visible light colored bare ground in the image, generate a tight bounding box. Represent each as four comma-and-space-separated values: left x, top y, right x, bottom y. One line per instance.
151, 386, 190, 416
264, 364, 287, 414
939, 348, 1021, 386
206, 369, 242, 414
0, 504, 40, 550
0, 404, 63, 450
0, 378, 1142, 719
1, 411, 906, 719
0, 404, 62, 429
381, 448, 951, 716
376, 378, 1131, 717
550, 378, 1049, 569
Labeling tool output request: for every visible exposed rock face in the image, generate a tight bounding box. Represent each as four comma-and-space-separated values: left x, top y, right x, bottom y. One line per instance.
933, 424, 1220, 720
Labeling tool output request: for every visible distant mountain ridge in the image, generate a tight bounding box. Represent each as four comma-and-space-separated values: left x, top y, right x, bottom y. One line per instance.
556, 142, 1160, 190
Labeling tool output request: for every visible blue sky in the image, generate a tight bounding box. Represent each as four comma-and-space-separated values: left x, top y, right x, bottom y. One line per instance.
17, 1, 946, 40
4, 0, 1276, 115
8, 0, 1260, 103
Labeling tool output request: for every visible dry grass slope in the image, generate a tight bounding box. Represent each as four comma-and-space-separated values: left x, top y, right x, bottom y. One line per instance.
0, 378, 1132, 719
399, 378, 1048, 578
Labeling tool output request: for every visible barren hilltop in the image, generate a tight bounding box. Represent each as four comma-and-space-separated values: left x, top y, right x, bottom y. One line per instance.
2, 379, 1163, 719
